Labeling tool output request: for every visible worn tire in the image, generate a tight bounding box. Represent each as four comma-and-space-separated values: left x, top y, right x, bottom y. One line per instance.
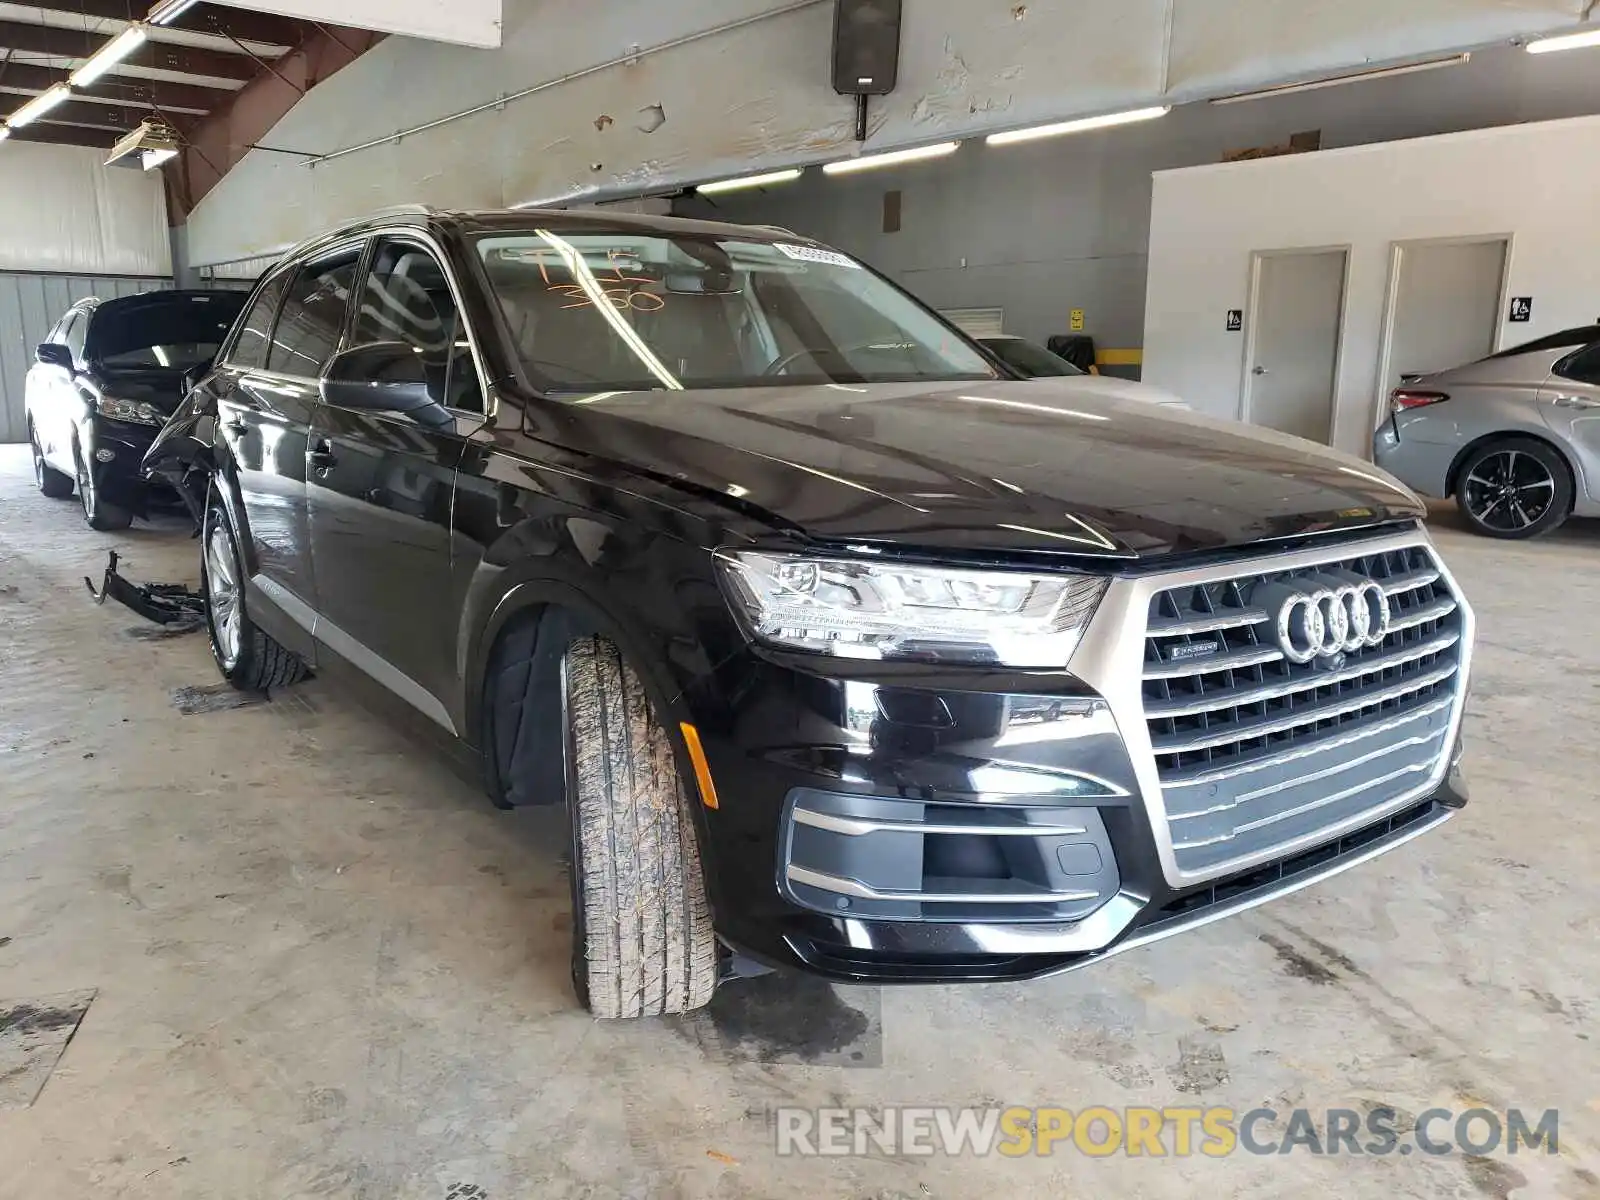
564, 636, 717, 1019
202, 492, 308, 692
30, 423, 75, 499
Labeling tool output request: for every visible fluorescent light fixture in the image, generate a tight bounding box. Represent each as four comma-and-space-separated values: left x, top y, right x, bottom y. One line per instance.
147, 0, 199, 26
7, 84, 73, 129
71, 25, 147, 87
695, 167, 802, 195
107, 118, 181, 169
987, 106, 1170, 146
1211, 54, 1469, 104
822, 141, 959, 175
1527, 28, 1600, 53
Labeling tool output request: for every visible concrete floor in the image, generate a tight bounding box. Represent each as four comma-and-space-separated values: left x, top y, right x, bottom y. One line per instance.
0, 442, 1596, 1200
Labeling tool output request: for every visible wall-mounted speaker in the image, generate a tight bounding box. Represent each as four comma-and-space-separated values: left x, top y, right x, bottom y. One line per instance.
832, 0, 903, 96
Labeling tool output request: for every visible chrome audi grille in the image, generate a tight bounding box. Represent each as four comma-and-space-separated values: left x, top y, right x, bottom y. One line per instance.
1140, 543, 1465, 877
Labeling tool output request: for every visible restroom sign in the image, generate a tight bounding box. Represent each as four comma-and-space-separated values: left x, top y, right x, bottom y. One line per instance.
1226, 309, 1243, 332
1509, 297, 1533, 323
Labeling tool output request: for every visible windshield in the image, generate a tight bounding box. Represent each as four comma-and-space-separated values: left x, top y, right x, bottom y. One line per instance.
473, 230, 996, 392
88, 293, 247, 370
981, 337, 1085, 379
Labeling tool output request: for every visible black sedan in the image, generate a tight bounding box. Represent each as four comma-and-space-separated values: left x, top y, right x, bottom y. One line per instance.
25, 289, 247, 529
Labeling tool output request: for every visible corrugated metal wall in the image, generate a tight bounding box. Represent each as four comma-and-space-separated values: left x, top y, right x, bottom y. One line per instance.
0, 272, 172, 444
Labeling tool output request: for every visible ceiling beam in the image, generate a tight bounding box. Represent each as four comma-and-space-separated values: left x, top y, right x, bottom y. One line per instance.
0, 61, 227, 110
175, 23, 380, 217
15, 95, 161, 129
0, 19, 261, 81
19, 2, 307, 48
7, 122, 121, 148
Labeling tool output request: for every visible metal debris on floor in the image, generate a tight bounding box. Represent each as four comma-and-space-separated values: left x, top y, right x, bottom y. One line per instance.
170, 682, 267, 715
85, 551, 206, 633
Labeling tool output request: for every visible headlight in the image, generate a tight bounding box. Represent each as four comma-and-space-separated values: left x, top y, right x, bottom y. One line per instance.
718, 551, 1107, 666
97, 395, 166, 426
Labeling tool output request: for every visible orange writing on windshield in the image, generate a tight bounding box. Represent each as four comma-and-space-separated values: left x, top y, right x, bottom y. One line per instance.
531, 248, 665, 313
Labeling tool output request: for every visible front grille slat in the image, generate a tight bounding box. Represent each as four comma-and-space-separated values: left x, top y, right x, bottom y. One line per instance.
1141, 543, 1466, 877
1151, 660, 1459, 753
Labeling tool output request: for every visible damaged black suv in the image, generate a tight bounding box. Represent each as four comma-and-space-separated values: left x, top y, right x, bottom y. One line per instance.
146, 207, 1474, 1018
27, 290, 246, 529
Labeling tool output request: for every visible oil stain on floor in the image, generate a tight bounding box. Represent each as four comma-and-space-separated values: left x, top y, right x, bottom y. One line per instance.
671, 974, 883, 1067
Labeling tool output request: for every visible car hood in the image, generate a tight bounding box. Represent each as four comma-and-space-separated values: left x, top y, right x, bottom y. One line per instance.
544, 378, 1423, 560
95, 366, 190, 416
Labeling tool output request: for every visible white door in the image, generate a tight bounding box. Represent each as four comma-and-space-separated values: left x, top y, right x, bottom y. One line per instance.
1387, 239, 1507, 390
1247, 250, 1348, 444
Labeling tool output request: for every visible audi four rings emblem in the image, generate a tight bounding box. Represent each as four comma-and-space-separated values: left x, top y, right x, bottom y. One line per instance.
1273, 580, 1392, 663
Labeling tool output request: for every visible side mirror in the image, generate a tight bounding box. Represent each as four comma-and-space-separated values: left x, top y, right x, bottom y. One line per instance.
35, 342, 73, 370
321, 341, 436, 414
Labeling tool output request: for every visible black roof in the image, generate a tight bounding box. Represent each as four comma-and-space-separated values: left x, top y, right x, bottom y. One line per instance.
1488, 325, 1600, 359
281, 205, 808, 265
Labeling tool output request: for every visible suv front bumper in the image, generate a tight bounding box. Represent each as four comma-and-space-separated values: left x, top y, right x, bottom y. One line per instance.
686, 526, 1473, 984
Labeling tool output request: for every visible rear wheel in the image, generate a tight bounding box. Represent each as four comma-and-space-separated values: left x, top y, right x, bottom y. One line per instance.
563, 635, 718, 1019
1456, 438, 1572, 540
74, 441, 132, 531
29, 423, 73, 499
202, 492, 308, 691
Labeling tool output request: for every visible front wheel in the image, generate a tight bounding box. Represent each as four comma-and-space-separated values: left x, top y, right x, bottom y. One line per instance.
201, 492, 308, 691
30, 424, 74, 499
74, 444, 131, 531
1456, 438, 1572, 540
564, 636, 718, 1019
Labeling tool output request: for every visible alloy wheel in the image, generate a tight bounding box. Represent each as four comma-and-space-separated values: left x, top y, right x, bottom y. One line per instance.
76, 456, 94, 521
1462, 449, 1556, 533
205, 524, 242, 668
30, 436, 44, 488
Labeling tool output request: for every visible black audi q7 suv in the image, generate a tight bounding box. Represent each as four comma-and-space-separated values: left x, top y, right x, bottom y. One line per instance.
145, 207, 1475, 1018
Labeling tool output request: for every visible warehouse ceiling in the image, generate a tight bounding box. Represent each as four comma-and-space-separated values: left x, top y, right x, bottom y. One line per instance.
0, 1, 379, 210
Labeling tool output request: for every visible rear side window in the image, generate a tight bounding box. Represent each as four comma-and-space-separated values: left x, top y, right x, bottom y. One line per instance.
1556, 342, 1600, 386
230, 272, 290, 370
266, 249, 360, 377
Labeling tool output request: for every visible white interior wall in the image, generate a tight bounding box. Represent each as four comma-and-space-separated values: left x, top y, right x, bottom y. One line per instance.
0, 142, 171, 277
183, 0, 1590, 268
1142, 114, 1600, 459
213, 0, 503, 47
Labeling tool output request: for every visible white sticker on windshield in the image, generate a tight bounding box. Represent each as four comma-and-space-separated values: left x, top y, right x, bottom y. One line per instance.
773, 243, 861, 269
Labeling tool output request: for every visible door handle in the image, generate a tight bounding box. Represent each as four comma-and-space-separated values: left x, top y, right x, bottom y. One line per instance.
1252, 366, 1270, 376
309, 440, 337, 472
1552, 395, 1600, 410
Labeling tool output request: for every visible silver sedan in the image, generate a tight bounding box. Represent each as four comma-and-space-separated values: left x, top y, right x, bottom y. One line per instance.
1374, 325, 1600, 539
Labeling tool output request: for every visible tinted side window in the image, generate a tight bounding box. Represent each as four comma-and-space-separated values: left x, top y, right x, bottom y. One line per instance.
351, 239, 482, 411
1556, 342, 1600, 386
267, 250, 360, 377
230, 272, 290, 370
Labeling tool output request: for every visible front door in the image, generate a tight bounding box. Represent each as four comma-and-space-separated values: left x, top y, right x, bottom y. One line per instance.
1541, 340, 1600, 502
306, 236, 487, 735
1246, 250, 1348, 444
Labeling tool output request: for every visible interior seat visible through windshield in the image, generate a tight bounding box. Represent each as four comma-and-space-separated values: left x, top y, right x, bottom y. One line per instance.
475, 229, 996, 394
